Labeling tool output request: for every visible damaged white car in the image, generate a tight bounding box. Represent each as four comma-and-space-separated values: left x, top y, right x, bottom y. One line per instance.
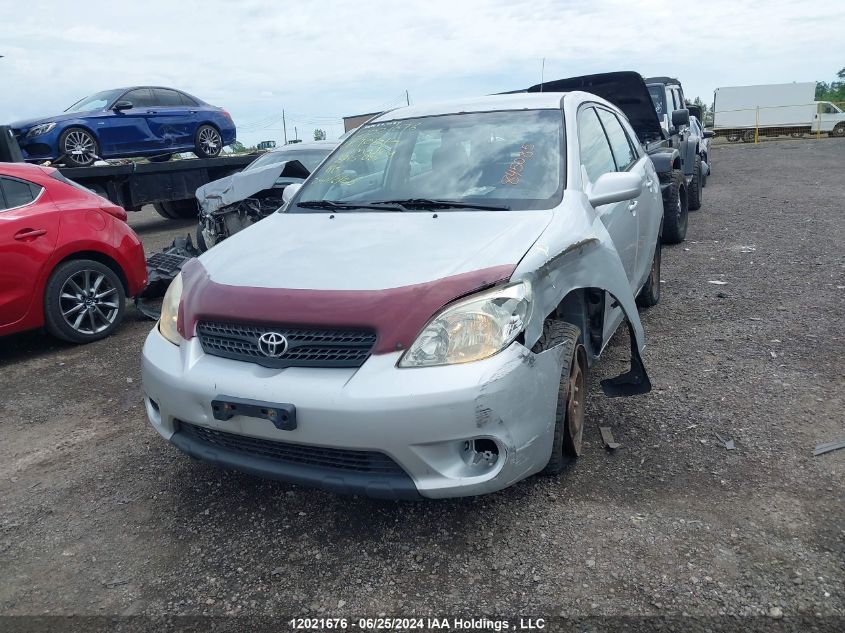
142, 91, 663, 499
195, 140, 338, 250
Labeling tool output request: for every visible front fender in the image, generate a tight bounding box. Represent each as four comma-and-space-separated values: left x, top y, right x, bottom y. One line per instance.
512, 195, 650, 397
648, 148, 681, 177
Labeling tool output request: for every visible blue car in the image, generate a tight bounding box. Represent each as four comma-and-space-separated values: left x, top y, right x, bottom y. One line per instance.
9, 86, 237, 167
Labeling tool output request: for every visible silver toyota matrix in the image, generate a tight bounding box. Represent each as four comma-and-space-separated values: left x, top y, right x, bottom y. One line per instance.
142, 88, 665, 499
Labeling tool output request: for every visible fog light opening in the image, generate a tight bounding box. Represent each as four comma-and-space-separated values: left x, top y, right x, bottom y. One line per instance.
461, 438, 500, 470
149, 398, 160, 413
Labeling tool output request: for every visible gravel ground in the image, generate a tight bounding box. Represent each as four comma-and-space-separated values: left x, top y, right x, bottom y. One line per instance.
0, 140, 843, 629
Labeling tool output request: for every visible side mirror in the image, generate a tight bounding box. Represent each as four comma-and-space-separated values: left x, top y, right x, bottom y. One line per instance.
112, 101, 133, 112
282, 182, 302, 204
588, 172, 643, 207
703, 130, 715, 139
672, 108, 690, 127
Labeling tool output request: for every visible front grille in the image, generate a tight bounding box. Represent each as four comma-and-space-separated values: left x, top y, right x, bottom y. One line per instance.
179, 422, 404, 474
197, 321, 376, 369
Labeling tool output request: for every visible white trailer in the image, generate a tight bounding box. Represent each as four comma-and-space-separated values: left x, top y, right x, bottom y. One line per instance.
713, 82, 845, 140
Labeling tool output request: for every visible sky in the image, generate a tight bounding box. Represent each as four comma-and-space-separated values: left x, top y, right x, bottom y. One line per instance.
2, 0, 843, 147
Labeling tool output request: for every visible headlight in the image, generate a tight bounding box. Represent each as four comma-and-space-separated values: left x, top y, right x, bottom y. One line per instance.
158, 274, 183, 345
399, 282, 532, 367
26, 122, 57, 137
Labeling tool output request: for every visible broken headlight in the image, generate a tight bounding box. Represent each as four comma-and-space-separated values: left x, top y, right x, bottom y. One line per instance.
158, 273, 183, 346
26, 122, 57, 137
399, 282, 532, 367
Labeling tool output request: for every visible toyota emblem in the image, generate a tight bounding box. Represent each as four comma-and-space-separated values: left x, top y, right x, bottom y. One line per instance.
257, 332, 288, 357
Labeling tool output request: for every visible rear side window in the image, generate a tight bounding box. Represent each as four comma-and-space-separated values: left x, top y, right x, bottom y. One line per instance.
153, 88, 183, 106
578, 107, 616, 184
596, 109, 637, 171
179, 92, 199, 106
0, 177, 42, 210
123, 88, 155, 108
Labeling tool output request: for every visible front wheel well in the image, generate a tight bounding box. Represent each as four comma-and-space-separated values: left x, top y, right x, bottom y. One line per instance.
546, 288, 606, 359
50, 251, 129, 294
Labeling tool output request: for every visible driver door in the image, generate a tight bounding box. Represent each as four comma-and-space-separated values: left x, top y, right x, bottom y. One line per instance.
577, 106, 639, 286
99, 88, 161, 155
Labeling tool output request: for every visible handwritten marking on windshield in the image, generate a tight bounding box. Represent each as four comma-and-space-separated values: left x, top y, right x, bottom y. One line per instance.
501, 144, 535, 185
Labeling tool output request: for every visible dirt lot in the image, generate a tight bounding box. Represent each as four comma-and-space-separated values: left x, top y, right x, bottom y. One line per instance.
1, 141, 843, 628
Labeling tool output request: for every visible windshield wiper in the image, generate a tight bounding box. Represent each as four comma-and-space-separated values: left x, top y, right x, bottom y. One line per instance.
369, 198, 511, 211
296, 200, 404, 212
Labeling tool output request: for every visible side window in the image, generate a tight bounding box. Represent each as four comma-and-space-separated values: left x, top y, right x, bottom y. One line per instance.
122, 88, 154, 108
0, 177, 40, 210
596, 109, 637, 171
578, 107, 616, 184
179, 92, 199, 106
674, 89, 684, 113
617, 115, 644, 158
153, 89, 183, 107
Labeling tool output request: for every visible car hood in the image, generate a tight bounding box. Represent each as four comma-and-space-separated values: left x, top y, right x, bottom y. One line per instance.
195, 160, 311, 213
8, 111, 99, 130
526, 71, 665, 143
198, 209, 554, 291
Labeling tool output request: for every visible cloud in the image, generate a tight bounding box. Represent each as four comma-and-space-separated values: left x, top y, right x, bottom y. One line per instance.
1, 0, 843, 145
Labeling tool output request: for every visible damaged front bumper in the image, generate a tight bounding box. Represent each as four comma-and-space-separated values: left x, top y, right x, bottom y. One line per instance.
142, 327, 565, 499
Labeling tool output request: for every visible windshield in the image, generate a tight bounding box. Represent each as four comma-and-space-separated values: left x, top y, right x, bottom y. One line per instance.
647, 86, 665, 116
291, 109, 564, 212
65, 89, 124, 113
246, 148, 332, 172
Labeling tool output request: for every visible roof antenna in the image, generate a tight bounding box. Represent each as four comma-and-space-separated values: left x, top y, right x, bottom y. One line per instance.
540, 58, 545, 92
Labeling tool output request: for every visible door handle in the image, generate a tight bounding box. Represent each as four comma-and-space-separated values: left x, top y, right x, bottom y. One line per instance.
645, 178, 655, 193
14, 228, 47, 241
146, 110, 158, 114
627, 200, 638, 215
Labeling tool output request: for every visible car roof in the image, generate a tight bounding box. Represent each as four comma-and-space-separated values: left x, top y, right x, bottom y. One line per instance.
372, 93, 564, 122
0, 162, 53, 180
645, 76, 682, 87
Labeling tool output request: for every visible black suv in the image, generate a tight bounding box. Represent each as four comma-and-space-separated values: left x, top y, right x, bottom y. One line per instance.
645, 77, 703, 211
518, 71, 691, 244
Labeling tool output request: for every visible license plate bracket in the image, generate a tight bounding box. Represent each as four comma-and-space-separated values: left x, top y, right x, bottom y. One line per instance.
211, 396, 297, 431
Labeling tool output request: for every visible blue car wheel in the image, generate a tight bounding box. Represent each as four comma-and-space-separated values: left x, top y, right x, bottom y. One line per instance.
195, 125, 222, 158
59, 127, 99, 167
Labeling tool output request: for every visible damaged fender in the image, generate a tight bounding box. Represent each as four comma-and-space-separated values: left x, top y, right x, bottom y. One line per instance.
512, 194, 651, 397
472, 335, 570, 482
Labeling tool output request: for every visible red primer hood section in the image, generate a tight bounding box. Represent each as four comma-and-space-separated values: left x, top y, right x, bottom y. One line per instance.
177, 259, 515, 355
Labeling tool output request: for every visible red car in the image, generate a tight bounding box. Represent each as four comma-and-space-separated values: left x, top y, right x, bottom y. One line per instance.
0, 163, 147, 343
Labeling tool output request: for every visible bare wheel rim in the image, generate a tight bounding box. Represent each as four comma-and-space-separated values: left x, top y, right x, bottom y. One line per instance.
677, 193, 687, 232
63, 130, 96, 164
566, 349, 586, 454
199, 127, 221, 154
59, 270, 119, 334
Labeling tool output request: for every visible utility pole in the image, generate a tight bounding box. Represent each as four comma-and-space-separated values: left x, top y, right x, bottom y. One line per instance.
294, 126, 298, 141
540, 58, 545, 91
282, 110, 287, 145
405, 90, 410, 106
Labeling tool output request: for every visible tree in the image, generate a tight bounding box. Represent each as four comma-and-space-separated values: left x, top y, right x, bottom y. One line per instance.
816, 67, 845, 102
229, 141, 246, 153
313, 128, 326, 141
